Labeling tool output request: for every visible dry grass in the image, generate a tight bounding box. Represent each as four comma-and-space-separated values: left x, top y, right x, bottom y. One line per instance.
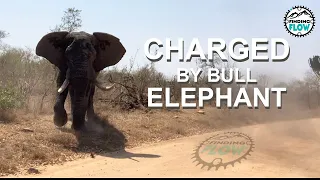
0, 109, 17, 124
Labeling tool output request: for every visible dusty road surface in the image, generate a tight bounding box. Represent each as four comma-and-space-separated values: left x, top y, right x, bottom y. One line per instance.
11, 118, 320, 178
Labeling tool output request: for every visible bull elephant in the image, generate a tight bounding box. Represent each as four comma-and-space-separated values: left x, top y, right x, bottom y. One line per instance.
35, 31, 126, 139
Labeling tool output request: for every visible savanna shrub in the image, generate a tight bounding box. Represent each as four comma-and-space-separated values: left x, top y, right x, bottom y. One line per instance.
0, 87, 24, 109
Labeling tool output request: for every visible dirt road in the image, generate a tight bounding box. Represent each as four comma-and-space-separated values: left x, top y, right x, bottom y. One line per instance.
13, 118, 320, 177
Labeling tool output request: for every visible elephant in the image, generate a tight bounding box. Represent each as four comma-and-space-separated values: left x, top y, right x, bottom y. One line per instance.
35, 31, 126, 139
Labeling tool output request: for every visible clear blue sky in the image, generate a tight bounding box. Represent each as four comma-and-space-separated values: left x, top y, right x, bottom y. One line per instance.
1, 0, 319, 82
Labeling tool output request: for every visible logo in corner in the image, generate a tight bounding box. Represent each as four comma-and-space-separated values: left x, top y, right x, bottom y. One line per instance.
284, 6, 315, 37
191, 131, 254, 171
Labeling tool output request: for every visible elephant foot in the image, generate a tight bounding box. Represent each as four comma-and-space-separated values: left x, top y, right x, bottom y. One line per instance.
53, 103, 68, 127
74, 131, 82, 141
73, 125, 88, 143
86, 111, 96, 122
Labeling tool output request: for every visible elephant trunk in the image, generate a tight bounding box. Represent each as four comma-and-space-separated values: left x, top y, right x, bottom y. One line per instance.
69, 78, 91, 130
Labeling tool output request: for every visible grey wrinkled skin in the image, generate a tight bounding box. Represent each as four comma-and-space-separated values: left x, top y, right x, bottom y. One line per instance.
36, 31, 126, 132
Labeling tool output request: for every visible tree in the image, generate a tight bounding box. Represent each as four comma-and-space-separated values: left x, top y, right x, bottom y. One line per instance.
257, 74, 270, 88
308, 55, 320, 79
0, 30, 8, 40
0, 30, 9, 49
50, 7, 82, 32
306, 55, 320, 107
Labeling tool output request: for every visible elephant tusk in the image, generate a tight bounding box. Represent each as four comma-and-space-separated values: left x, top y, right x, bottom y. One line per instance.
94, 81, 116, 91
58, 79, 69, 93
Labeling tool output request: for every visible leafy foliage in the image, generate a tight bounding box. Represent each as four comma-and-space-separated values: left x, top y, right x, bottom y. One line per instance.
50, 7, 82, 32
0, 30, 8, 40
308, 55, 320, 79
0, 87, 24, 109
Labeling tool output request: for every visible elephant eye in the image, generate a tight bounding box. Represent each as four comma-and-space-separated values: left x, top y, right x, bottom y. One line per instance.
86, 42, 92, 49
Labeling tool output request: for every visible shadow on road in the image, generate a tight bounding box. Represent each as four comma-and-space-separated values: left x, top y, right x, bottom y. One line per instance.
64, 114, 161, 160
101, 149, 161, 162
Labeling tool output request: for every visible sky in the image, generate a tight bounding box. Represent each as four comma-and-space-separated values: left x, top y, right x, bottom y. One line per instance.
1, 0, 319, 82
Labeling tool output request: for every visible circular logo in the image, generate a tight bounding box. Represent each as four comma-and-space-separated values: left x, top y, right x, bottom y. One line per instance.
284, 6, 315, 37
191, 132, 254, 170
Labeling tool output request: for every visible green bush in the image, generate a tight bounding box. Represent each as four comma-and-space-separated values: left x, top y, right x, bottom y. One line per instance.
0, 87, 24, 109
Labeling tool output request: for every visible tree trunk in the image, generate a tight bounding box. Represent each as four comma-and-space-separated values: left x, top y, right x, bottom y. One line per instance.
307, 83, 311, 109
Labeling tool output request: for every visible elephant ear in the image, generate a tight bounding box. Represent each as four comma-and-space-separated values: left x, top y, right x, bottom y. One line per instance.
92, 32, 126, 72
36, 31, 69, 69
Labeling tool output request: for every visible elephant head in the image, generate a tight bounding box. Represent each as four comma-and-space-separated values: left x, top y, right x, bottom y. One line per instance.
36, 31, 126, 92
35, 31, 126, 134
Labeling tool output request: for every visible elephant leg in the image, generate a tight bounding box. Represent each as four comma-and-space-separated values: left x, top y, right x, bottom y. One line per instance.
87, 85, 96, 121
86, 84, 106, 133
53, 70, 69, 127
